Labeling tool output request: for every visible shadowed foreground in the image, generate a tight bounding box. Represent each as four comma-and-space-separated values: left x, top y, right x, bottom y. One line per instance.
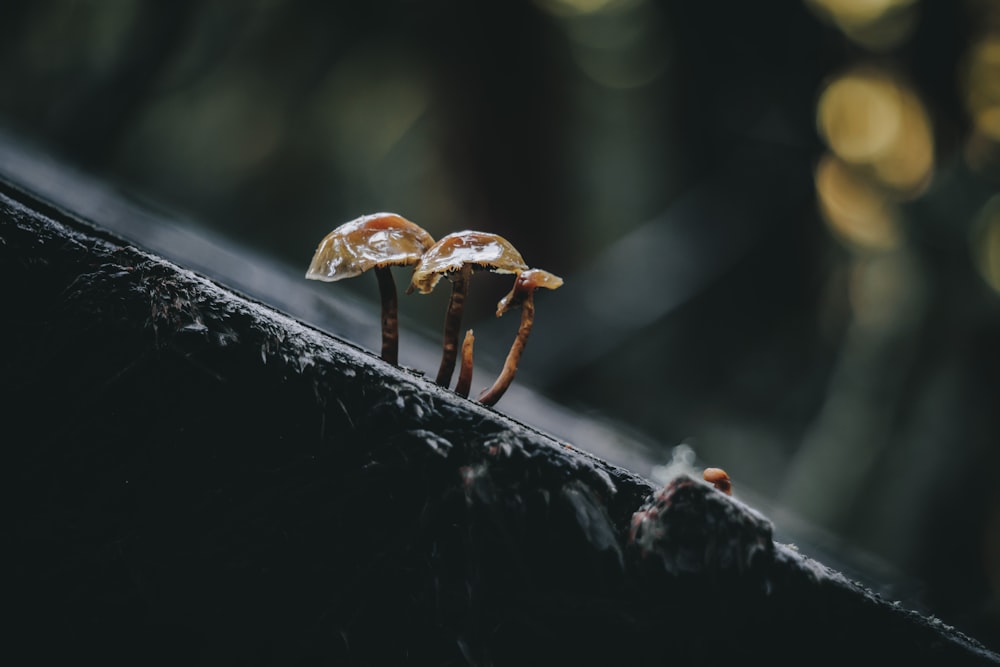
3, 177, 998, 666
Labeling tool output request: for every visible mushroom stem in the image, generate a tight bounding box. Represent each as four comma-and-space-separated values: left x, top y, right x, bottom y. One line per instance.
435, 264, 471, 386
455, 329, 475, 398
477, 294, 534, 407
374, 266, 399, 365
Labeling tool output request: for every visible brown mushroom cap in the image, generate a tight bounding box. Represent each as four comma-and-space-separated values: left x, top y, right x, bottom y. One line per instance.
495, 268, 564, 316
306, 212, 435, 282
408, 231, 528, 294
703, 467, 732, 495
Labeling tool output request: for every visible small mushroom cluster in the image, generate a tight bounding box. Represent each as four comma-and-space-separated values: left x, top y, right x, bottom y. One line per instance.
306, 213, 563, 407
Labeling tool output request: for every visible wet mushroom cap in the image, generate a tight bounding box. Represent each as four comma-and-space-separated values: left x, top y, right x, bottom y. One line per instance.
409, 230, 528, 294
306, 212, 435, 282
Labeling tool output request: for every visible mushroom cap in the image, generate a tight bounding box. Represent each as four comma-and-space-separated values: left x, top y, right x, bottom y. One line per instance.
496, 268, 564, 316
703, 467, 732, 495
409, 230, 528, 294
305, 212, 435, 282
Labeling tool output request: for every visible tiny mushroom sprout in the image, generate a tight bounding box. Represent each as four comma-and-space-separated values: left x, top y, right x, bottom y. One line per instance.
306, 212, 435, 366
408, 231, 528, 388
703, 467, 732, 496
476, 268, 563, 407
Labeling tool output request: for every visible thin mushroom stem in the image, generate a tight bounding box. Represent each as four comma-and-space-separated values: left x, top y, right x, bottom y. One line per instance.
374, 266, 399, 365
435, 264, 471, 386
477, 294, 534, 407
455, 329, 475, 398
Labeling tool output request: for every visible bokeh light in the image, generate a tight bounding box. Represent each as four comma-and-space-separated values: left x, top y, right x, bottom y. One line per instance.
555, 0, 670, 90
818, 71, 903, 163
815, 153, 902, 252
963, 37, 1000, 142
971, 194, 1000, 295
816, 67, 934, 199
962, 33, 1000, 173
805, 0, 919, 51
534, 0, 636, 18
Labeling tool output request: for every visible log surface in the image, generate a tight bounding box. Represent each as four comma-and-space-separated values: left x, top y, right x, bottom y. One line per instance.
3, 168, 998, 665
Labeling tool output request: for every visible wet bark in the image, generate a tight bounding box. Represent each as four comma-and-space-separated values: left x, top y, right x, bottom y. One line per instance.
2, 174, 998, 666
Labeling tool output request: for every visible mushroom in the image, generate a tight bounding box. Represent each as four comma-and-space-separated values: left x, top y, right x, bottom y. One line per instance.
476, 268, 563, 407
408, 231, 528, 387
306, 212, 435, 365
703, 467, 732, 496
454, 329, 475, 398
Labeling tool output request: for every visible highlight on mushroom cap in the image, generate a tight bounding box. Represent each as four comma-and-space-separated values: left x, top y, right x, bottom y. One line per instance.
496, 268, 564, 316
408, 230, 528, 294
306, 212, 435, 282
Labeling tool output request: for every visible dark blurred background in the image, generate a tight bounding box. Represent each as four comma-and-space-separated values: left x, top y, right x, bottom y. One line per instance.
1, 0, 998, 652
